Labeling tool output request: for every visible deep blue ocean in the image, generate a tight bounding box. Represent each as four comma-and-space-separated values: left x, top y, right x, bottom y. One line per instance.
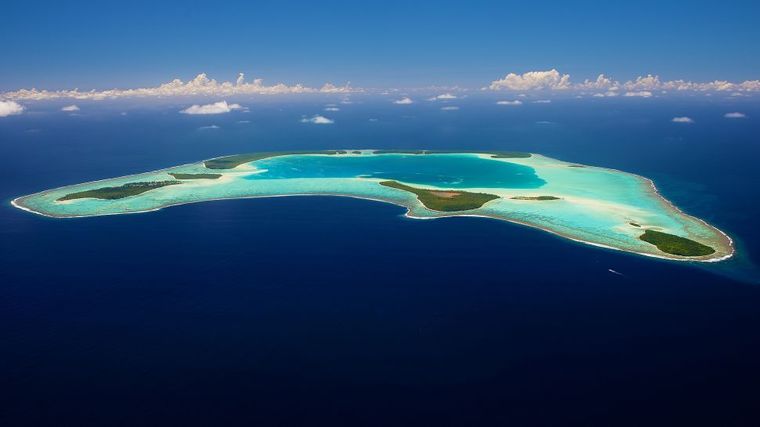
1, 95, 760, 426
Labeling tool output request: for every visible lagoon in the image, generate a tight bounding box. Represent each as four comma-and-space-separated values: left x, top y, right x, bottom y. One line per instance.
12, 150, 734, 262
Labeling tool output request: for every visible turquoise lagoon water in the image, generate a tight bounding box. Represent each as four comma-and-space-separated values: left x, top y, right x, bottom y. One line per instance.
248, 153, 546, 188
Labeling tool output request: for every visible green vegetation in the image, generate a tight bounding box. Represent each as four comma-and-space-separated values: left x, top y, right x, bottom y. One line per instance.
489, 152, 532, 158
351, 150, 362, 154
372, 149, 531, 158
639, 229, 715, 256
629, 222, 641, 227
169, 173, 222, 180
58, 181, 181, 201
568, 165, 585, 168
204, 150, 344, 169
510, 196, 560, 201
379, 181, 499, 212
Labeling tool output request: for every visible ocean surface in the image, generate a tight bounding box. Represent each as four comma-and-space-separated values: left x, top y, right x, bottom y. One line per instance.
1, 95, 760, 426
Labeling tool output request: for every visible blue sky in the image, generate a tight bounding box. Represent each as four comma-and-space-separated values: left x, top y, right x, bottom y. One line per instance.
2, 0, 759, 90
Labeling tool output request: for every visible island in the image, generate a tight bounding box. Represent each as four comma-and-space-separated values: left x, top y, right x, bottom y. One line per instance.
511, 196, 561, 201
57, 181, 182, 201
639, 229, 715, 256
379, 181, 499, 211
12, 150, 734, 262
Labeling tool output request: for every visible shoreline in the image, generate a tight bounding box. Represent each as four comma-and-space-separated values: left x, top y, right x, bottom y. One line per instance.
11, 190, 734, 264
10, 151, 735, 263
488, 153, 735, 261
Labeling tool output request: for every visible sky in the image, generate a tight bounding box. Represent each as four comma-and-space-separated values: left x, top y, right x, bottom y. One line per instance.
2, 0, 760, 92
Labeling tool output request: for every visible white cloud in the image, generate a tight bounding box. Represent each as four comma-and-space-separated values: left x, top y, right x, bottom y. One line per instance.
487, 69, 760, 95
180, 101, 242, 115
393, 97, 414, 105
489, 69, 572, 91
320, 83, 354, 93
578, 74, 618, 90
533, 99, 552, 104
739, 81, 760, 91
2, 73, 358, 101
724, 112, 746, 119
624, 91, 653, 98
496, 100, 523, 106
301, 115, 334, 124
623, 75, 661, 91
198, 125, 220, 130
672, 116, 695, 123
324, 107, 340, 111
0, 100, 24, 117
428, 93, 457, 101
440, 106, 459, 111
593, 91, 620, 98
61, 104, 80, 112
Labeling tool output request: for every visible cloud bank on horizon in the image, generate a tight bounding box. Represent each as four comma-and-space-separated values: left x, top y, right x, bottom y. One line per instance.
488, 69, 760, 95
1, 69, 759, 104
1, 73, 355, 102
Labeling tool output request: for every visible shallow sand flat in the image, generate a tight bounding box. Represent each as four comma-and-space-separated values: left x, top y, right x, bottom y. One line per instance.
12, 151, 733, 262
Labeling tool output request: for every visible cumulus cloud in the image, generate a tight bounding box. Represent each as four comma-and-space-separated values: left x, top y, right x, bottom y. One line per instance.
61, 104, 80, 112
593, 91, 620, 97
624, 91, 653, 98
393, 97, 414, 105
324, 107, 340, 111
672, 116, 695, 123
488, 69, 760, 95
489, 69, 572, 91
180, 101, 242, 115
428, 93, 457, 101
533, 99, 552, 104
724, 112, 746, 119
2, 73, 358, 101
440, 106, 459, 111
198, 125, 220, 130
578, 74, 618, 90
301, 115, 334, 124
0, 100, 24, 117
497, 100, 523, 106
